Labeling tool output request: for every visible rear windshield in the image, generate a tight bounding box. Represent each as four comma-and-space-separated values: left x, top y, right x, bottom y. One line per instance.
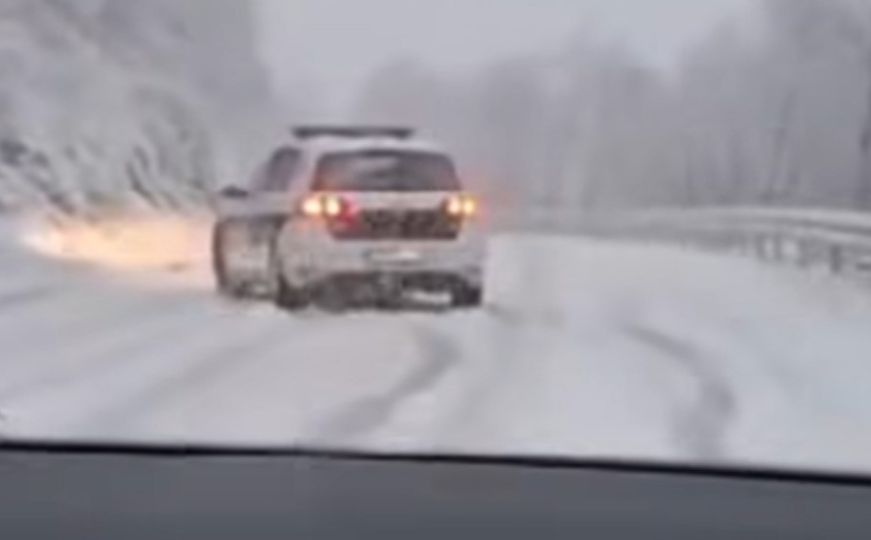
313, 150, 460, 192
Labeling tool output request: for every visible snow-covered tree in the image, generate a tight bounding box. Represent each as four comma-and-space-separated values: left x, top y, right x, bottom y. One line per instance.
0, 0, 279, 215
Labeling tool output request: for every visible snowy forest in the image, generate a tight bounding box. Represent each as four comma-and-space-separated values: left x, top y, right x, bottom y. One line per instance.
354, 0, 871, 214
2, 0, 871, 217
0, 0, 278, 215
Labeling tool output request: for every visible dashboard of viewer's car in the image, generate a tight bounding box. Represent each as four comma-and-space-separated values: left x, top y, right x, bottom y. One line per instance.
1, 443, 871, 539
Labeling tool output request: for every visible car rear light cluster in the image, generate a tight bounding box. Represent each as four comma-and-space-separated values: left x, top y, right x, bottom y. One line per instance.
444, 194, 477, 218
302, 192, 477, 241
302, 193, 478, 221
301, 194, 355, 219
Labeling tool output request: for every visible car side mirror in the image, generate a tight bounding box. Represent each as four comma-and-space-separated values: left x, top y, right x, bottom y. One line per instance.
219, 185, 249, 199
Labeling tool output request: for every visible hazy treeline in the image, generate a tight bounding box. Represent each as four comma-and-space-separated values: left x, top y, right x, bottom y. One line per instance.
4, 0, 869, 218
353, 0, 871, 213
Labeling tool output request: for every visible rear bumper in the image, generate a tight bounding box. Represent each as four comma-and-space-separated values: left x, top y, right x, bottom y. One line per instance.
277, 226, 485, 288
314, 272, 475, 294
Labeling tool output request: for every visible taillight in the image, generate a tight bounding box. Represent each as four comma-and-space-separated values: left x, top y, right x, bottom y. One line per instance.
301, 195, 324, 217
301, 194, 354, 220
445, 194, 477, 218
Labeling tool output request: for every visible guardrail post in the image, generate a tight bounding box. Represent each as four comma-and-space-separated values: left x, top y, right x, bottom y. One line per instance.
755, 235, 769, 261
830, 245, 844, 274
801, 240, 818, 268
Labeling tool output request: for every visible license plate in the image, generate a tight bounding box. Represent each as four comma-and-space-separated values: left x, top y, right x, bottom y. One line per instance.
366, 247, 423, 265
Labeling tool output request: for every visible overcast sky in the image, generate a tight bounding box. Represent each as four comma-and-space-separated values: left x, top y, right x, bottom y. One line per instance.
256, 0, 754, 114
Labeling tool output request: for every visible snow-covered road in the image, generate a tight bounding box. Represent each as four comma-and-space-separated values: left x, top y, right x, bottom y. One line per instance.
2, 216, 871, 473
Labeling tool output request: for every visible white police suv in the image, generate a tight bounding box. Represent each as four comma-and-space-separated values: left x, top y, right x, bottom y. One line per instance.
212, 127, 486, 310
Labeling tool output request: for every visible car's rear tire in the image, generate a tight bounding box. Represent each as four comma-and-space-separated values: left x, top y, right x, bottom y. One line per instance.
313, 279, 353, 312
274, 273, 310, 311
212, 221, 248, 299
374, 288, 402, 311
451, 283, 483, 308
271, 231, 310, 311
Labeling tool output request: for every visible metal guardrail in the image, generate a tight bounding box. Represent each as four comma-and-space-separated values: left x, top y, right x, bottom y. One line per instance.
505, 206, 871, 281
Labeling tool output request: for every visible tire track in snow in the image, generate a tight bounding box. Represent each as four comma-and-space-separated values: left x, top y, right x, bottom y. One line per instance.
0, 286, 57, 309
309, 323, 462, 445
2, 314, 280, 438
0, 299, 216, 403
423, 305, 551, 445
1, 283, 205, 352
319, 305, 552, 450
78, 320, 293, 434
626, 323, 736, 460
